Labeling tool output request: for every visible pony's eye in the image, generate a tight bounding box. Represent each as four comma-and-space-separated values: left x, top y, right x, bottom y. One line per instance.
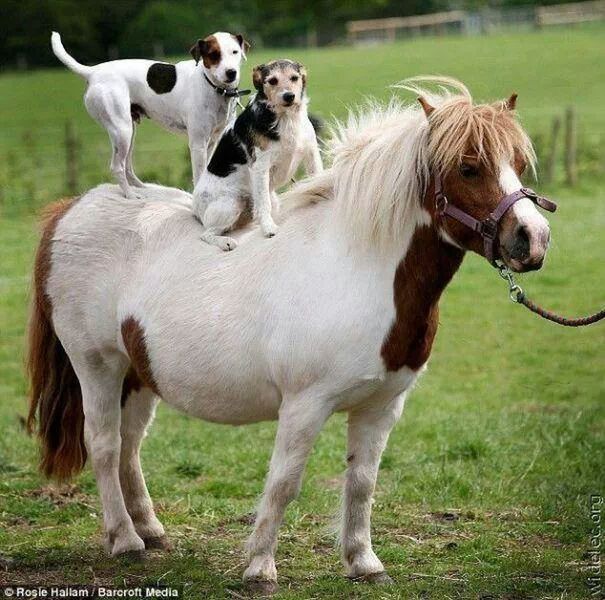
290, 75, 299, 82
268, 77, 278, 86
460, 163, 479, 178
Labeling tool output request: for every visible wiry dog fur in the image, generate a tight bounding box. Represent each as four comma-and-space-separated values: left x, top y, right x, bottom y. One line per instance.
192, 59, 323, 250
51, 31, 250, 198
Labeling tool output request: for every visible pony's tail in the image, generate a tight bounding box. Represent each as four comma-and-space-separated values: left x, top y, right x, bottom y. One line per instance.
26, 199, 87, 480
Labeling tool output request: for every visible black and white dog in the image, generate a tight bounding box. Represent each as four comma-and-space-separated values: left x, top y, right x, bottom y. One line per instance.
51, 31, 250, 198
193, 60, 323, 250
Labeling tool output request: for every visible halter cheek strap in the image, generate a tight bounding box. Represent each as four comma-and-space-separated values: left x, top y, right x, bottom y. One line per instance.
434, 174, 557, 265
203, 73, 251, 98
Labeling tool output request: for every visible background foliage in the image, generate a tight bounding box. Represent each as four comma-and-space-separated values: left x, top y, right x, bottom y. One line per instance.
1, 0, 587, 67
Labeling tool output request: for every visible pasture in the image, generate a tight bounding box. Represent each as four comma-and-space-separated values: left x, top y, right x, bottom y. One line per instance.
1, 25, 604, 599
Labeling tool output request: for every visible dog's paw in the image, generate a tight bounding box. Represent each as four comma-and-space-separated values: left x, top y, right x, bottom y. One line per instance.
261, 220, 279, 238
217, 237, 237, 251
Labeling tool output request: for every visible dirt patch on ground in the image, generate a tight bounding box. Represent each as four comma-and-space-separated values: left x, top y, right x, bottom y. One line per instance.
24, 484, 96, 509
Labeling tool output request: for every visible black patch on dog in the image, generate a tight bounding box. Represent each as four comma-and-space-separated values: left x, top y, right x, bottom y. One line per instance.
208, 131, 248, 177
208, 99, 279, 178
146, 63, 177, 94
130, 103, 148, 124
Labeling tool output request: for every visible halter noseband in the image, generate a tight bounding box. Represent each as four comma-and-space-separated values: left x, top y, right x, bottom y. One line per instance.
203, 73, 251, 98
434, 174, 557, 265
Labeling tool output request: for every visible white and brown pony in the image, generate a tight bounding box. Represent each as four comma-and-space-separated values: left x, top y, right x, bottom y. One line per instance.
27, 78, 551, 592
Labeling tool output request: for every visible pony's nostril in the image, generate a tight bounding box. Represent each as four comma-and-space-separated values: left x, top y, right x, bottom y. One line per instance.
509, 225, 530, 261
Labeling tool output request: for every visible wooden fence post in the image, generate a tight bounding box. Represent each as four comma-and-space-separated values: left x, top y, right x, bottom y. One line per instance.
564, 106, 577, 186
545, 115, 561, 184
65, 120, 79, 195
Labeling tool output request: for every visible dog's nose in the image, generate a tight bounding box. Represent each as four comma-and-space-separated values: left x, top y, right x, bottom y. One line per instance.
283, 92, 295, 104
225, 69, 237, 82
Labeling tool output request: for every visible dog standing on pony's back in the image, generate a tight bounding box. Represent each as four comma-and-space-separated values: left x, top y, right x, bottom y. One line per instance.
50, 31, 250, 197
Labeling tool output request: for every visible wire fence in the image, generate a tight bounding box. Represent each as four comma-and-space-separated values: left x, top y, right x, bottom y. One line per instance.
1, 109, 603, 220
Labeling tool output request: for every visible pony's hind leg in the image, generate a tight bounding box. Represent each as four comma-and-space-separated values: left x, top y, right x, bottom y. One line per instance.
78, 359, 145, 556
341, 393, 407, 582
243, 393, 331, 593
119, 387, 169, 549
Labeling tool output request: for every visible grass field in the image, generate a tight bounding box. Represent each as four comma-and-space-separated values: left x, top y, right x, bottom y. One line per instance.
1, 25, 604, 599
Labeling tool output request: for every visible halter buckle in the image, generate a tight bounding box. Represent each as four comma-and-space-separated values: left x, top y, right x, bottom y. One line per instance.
480, 217, 498, 240
435, 193, 448, 215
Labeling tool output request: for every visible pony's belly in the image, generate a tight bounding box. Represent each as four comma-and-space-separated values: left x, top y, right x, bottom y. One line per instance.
161, 381, 282, 425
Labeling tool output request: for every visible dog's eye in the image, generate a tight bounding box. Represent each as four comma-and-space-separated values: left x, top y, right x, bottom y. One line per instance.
232, 50, 238, 55
209, 51, 220, 62
268, 77, 278, 86
460, 163, 479, 178
290, 75, 299, 82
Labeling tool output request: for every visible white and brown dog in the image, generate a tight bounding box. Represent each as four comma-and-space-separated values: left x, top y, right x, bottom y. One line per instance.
193, 59, 323, 250
51, 31, 250, 198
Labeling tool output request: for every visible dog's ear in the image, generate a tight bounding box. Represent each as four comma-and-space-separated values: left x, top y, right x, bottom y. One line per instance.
234, 34, 250, 59
297, 63, 307, 88
252, 65, 264, 92
190, 39, 208, 65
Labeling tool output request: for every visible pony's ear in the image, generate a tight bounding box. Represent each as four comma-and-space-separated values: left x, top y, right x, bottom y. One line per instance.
505, 93, 518, 111
190, 39, 208, 65
234, 34, 250, 59
418, 96, 435, 118
252, 65, 264, 91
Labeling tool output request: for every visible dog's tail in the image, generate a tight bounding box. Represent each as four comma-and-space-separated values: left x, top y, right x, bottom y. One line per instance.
27, 199, 88, 480
51, 32, 93, 79
308, 113, 324, 139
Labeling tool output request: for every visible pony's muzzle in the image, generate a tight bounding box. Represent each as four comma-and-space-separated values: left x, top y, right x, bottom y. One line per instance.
501, 219, 550, 272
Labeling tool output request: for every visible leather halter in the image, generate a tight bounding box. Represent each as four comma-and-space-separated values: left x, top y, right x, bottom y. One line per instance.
434, 174, 557, 265
203, 73, 251, 98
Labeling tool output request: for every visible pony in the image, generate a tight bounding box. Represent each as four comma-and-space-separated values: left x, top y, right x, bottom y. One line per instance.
27, 78, 551, 593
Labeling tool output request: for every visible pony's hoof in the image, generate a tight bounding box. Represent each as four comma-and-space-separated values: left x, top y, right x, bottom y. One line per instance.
350, 571, 393, 585
243, 578, 278, 596
116, 549, 147, 562
144, 535, 172, 551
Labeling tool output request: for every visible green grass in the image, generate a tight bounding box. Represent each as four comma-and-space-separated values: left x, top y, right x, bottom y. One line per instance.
1, 25, 604, 599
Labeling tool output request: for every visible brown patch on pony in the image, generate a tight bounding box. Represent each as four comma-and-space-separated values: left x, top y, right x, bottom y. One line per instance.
27, 197, 88, 480
381, 226, 464, 372
121, 367, 143, 407
121, 317, 160, 396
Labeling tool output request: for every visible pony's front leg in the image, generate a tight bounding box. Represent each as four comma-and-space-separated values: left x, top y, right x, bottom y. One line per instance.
341, 393, 407, 582
244, 394, 331, 593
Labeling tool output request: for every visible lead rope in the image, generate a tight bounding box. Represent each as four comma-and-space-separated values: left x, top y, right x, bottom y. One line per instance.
497, 264, 605, 327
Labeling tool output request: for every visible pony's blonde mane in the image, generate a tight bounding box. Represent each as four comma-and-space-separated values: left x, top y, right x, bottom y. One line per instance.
286, 76, 536, 249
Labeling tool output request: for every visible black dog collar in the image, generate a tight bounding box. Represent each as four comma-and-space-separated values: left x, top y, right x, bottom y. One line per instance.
203, 73, 251, 98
